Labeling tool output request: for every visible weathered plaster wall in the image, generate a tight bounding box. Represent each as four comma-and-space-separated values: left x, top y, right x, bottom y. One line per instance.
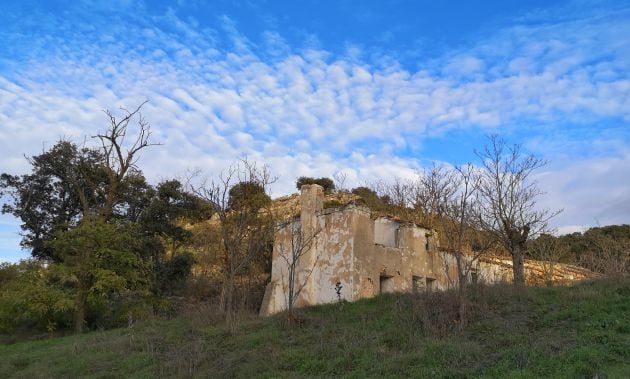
260, 190, 455, 315
309, 207, 360, 304
260, 185, 594, 316
374, 218, 399, 247
261, 186, 362, 315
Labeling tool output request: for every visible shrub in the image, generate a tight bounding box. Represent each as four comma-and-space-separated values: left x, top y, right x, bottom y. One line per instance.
296, 177, 335, 193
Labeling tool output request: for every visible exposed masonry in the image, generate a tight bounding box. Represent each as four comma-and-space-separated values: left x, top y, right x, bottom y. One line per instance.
260, 184, 594, 316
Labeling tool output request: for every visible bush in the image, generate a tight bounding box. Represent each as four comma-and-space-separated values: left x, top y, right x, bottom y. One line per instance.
296, 177, 335, 193
351, 187, 385, 211
0, 261, 73, 336
228, 181, 271, 211
158, 252, 196, 295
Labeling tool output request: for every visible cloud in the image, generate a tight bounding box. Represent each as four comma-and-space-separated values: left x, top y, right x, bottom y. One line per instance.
538, 152, 630, 231
0, 1, 628, 261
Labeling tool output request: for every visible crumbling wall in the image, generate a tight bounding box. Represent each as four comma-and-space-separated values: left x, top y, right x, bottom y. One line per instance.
308, 207, 360, 305
260, 186, 361, 315
353, 218, 450, 298
261, 186, 596, 316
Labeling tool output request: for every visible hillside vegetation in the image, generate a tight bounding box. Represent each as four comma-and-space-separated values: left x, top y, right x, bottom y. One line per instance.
2, 277, 629, 378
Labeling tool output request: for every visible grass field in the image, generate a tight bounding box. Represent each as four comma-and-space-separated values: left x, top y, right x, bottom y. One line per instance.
1, 278, 629, 378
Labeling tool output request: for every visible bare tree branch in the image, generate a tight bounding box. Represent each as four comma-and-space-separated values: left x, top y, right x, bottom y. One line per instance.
475, 135, 562, 284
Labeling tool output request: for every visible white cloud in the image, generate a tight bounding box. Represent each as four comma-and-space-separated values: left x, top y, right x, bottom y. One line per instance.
537, 152, 630, 231
0, 1, 629, 260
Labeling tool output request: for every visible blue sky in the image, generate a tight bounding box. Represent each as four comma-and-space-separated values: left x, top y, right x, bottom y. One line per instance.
1, 0, 629, 262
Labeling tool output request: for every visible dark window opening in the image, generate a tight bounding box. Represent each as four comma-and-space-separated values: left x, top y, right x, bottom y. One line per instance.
412, 275, 424, 293
380, 274, 394, 294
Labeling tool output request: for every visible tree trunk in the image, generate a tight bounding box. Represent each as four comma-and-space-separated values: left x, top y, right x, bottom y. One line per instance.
455, 253, 466, 289
458, 290, 467, 331
511, 245, 526, 285
223, 274, 237, 333
74, 285, 89, 333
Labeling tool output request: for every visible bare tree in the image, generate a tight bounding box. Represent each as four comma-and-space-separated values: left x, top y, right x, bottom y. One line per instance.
528, 233, 569, 285
476, 135, 561, 285
333, 171, 348, 193
191, 159, 275, 333
275, 208, 321, 321
94, 101, 160, 219
581, 230, 630, 275
371, 178, 415, 220
414, 164, 457, 231
416, 164, 485, 288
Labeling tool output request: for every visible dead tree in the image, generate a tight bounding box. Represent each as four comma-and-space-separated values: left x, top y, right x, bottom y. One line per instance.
528, 234, 569, 285
192, 159, 275, 333
94, 101, 160, 219
416, 163, 491, 329
417, 164, 484, 288
371, 178, 415, 220
476, 135, 561, 285
333, 171, 348, 192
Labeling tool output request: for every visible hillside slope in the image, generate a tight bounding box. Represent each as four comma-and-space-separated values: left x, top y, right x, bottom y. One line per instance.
1, 278, 629, 378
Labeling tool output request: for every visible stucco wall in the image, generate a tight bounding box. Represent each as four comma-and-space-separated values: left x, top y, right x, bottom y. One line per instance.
260, 185, 592, 316
260, 188, 456, 315
260, 186, 363, 315
374, 218, 399, 247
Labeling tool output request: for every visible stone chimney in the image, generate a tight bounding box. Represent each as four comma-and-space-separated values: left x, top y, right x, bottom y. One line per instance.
300, 184, 323, 239
296, 184, 323, 307
300, 184, 323, 214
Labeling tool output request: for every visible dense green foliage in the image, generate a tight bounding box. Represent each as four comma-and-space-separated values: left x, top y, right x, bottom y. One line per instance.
0, 261, 73, 335
228, 181, 271, 211
351, 186, 387, 211
0, 136, 204, 334
0, 141, 107, 261
1, 278, 628, 378
46, 219, 152, 332
295, 176, 335, 193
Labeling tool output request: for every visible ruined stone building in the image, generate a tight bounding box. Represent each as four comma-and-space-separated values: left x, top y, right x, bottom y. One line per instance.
260, 184, 594, 316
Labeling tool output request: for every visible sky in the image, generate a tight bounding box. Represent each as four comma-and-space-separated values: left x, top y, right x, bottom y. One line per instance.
1, 0, 629, 262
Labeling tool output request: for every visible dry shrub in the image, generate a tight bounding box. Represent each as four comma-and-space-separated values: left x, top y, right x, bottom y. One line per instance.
276, 310, 307, 329
177, 273, 267, 326
175, 299, 224, 326
235, 280, 267, 314
156, 334, 208, 377
396, 283, 529, 339
397, 290, 462, 338
184, 274, 223, 302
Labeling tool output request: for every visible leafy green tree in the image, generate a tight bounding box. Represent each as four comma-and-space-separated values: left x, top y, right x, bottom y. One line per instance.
139, 180, 208, 295
0, 103, 206, 333
47, 219, 150, 333
0, 141, 107, 261
157, 252, 197, 295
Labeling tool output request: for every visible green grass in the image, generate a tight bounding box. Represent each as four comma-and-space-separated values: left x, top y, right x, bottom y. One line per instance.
1, 278, 629, 378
